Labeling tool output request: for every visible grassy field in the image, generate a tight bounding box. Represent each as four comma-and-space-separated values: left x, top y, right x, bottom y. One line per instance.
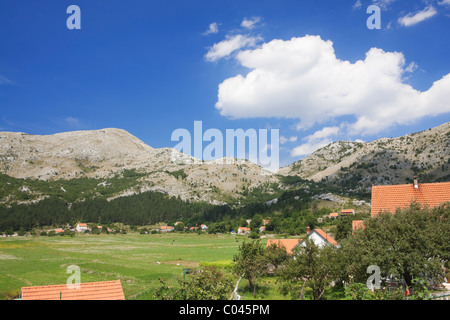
0, 232, 244, 300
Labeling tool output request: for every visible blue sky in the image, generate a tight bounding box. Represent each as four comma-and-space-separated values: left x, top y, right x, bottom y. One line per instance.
0, 0, 449, 168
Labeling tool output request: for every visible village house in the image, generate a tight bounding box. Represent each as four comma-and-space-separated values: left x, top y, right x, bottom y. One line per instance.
259, 226, 266, 233
298, 227, 339, 248
266, 227, 338, 255
75, 223, 88, 233
19, 280, 125, 300
328, 212, 339, 219
266, 239, 301, 255
200, 224, 208, 231
160, 226, 174, 232
371, 178, 450, 217
352, 220, 365, 235
237, 227, 251, 235
340, 209, 355, 216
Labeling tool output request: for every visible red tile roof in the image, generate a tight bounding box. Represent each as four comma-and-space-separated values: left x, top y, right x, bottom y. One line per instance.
20, 280, 125, 300
329, 212, 339, 218
352, 220, 365, 234
313, 229, 339, 247
371, 181, 450, 217
341, 209, 355, 215
266, 239, 301, 254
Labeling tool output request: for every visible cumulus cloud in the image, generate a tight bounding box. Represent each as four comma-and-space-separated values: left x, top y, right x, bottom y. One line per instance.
291, 127, 340, 157
205, 34, 261, 62
398, 6, 438, 26
203, 22, 220, 35
214, 35, 450, 136
241, 17, 261, 29
280, 136, 298, 144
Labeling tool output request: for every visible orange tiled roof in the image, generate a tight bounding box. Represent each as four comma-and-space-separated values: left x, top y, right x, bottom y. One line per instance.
313, 229, 339, 247
77, 223, 87, 227
352, 220, 365, 232
266, 239, 301, 254
371, 181, 450, 217
341, 209, 355, 215
20, 280, 125, 300
329, 212, 338, 218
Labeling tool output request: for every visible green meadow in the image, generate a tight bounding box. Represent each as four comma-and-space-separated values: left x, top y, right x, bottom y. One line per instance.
0, 233, 243, 300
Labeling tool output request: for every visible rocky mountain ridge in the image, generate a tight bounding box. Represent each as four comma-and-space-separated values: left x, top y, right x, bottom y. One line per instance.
279, 122, 450, 194
1, 122, 449, 205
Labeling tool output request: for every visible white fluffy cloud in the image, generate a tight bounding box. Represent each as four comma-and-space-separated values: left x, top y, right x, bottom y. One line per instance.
205, 34, 261, 62
241, 17, 261, 29
291, 126, 340, 157
398, 6, 438, 26
204, 22, 219, 35
214, 35, 450, 136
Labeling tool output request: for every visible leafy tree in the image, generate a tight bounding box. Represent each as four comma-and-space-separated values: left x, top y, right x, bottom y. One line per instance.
335, 216, 353, 240
265, 242, 290, 271
154, 266, 234, 300
339, 202, 450, 287
233, 239, 267, 297
278, 238, 339, 300
174, 222, 185, 232
250, 214, 263, 229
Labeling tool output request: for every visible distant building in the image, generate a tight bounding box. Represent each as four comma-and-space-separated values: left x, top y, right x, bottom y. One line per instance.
340, 209, 355, 216
266, 239, 301, 255
200, 224, 208, 231
371, 179, 450, 217
328, 212, 339, 219
299, 227, 339, 248
352, 220, 365, 235
76, 223, 88, 233
160, 226, 174, 232
237, 227, 251, 235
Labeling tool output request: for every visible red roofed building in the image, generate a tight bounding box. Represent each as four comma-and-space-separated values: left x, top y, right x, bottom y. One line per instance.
20, 280, 125, 300
371, 179, 450, 217
329, 212, 339, 219
299, 227, 339, 248
340, 209, 355, 216
352, 220, 365, 235
266, 239, 301, 255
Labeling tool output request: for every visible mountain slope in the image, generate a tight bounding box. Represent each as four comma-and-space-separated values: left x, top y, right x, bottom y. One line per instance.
278, 122, 450, 194
0, 128, 280, 204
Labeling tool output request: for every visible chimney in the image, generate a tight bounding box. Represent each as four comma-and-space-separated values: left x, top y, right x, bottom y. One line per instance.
413, 176, 419, 189
306, 226, 311, 234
